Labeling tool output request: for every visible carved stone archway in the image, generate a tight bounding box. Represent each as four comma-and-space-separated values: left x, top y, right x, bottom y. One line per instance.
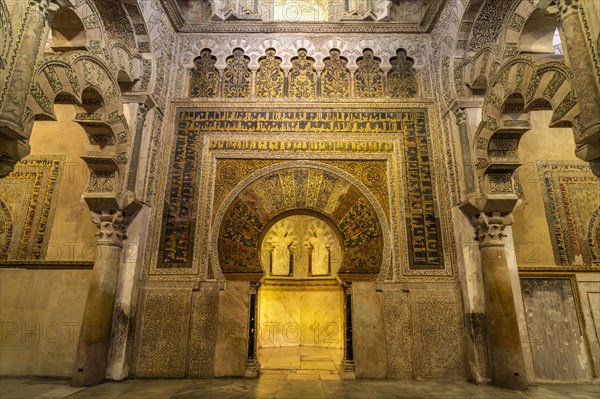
473, 57, 581, 202
26, 51, 133, 209
24, 51, 139, 387
211, 161, 391, 282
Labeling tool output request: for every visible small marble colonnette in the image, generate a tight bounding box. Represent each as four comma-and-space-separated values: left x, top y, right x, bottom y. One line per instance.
1, 378, 598, 399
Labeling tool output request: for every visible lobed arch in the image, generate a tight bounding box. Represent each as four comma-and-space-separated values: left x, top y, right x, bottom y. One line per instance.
452, 0, 485, 59
54, 0, 106, 53
47, 7, 87, 52
457, 45, 500, 96
51, 1, 154, 94
498, 0, 557, 59
25, 52, 133, 210
181, 41, 421, 98
180, 39, 421, 74
465, 0, 522, 55
290, 38, 319, 59
110, 43, 143, 89
121, 0, 153, 53
452, 0, 566, 99
210, 161, 392, 283
472, 56, 581, 199
90, 0, 138, 52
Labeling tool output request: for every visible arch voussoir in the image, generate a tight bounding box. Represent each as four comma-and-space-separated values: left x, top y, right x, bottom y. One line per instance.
473, 56, 582, 199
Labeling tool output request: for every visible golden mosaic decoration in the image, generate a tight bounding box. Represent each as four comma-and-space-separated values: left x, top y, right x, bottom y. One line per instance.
223, 48, 251, 98
388, 48, 418, 98
322, 49, 350, 98
288, 48, 317, 98
256, 48, 284, 98
189, 49, 219, 98
355, 49, 384, 98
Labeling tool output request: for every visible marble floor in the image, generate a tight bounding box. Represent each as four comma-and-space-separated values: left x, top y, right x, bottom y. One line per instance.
258, 345, 343, 380
1, 376, 599, 399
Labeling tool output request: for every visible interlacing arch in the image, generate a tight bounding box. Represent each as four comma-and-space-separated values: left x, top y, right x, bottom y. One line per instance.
455, 45, 499, 96
473, 56, 581, 197
26, 52, 133, 210
180, 38, 421, 76
183, 42, 420, 99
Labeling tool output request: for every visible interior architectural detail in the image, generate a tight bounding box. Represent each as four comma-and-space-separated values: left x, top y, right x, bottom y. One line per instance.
0, 0, 599, 396
289, 48, 317, 98
189, 49, 219, 98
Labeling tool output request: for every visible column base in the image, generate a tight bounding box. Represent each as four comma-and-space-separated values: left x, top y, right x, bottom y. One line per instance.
340, 360, 356, 380
245, 358, 260, 378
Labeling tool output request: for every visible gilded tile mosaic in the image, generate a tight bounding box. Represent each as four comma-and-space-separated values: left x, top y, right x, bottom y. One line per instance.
0, 156, 65, 259
537, 161, 600, 266
158, 109, 443, 272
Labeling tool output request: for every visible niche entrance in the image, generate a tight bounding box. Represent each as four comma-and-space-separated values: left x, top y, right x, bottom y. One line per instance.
257, 214, 344, 377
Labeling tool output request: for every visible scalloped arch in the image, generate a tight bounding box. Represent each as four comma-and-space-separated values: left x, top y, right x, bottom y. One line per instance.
25, 52, 132, 208
473, 57, 581, 196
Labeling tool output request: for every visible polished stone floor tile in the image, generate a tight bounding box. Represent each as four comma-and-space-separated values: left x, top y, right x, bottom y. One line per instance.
1, 377, 598, 398
274, 380, 325, 399
259, 345, 341, 381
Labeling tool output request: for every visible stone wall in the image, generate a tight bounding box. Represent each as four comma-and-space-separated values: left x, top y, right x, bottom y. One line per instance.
382, 282, 465, 379
0, 268, 90, 376
511, 109, 599, 382
0, 104, 99, 376
513, 110, 597, 268
0, 105, 97, 262
130, 279, 467, 379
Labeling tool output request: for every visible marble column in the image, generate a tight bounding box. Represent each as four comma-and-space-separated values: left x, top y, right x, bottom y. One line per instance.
245, 281, 260, 378
454, 108, 476, 193
340, 282, 356, 380
0, 0, 58, 177
71, 210, 127, 387
250, 69, 257, 98
217, 69, 224, 98
382, 67, 390, 97
471, 212, 528, 391
553, 0, 600, 175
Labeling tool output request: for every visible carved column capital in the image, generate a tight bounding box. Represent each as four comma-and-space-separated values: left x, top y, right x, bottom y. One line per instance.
342, 281, 352, 293
471, 211, 513, 248
91, 210, 127, 247
249, 281, 260, 294
137, 103, 149, 122
454, 107, 468, 125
